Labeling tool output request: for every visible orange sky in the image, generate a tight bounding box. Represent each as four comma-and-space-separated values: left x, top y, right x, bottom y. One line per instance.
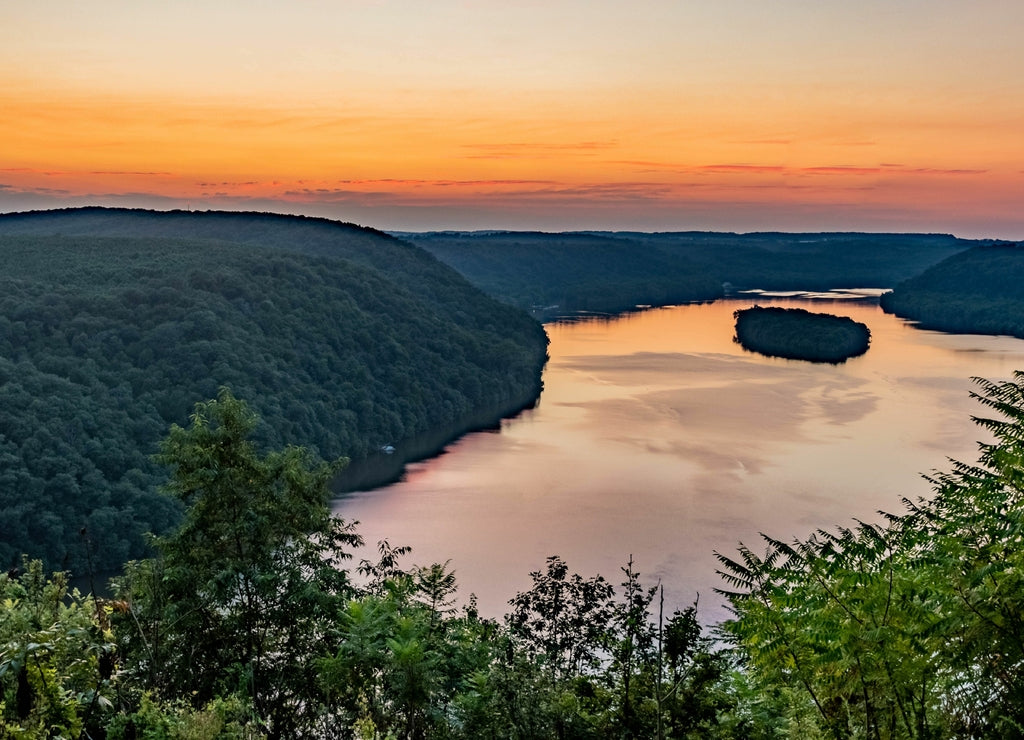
3, 1, 1023, 236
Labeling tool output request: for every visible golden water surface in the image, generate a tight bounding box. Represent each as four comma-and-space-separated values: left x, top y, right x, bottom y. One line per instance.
336, 296, 1024, 622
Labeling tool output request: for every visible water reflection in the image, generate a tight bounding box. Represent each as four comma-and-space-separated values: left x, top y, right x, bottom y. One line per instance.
334, 296, 1024, 623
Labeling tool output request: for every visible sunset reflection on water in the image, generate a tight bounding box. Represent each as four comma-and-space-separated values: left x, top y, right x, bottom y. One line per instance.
335, 296, 1024, 623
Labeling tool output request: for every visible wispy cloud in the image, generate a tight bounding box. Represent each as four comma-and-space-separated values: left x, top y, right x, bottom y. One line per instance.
493, 182, 680, 201
903, 167, 988, 176
0, 184, 73, 196
331, 178, 557, 188
734, 139, 792, 146
802, 166, 885, 175
700, 164, 787, 174
802, 165, 987, 176
197, 181, 262, 187
611, 161, 988, 178
1, 167, 173, 177
461, 141, 619, 159
88, 170, 174, 176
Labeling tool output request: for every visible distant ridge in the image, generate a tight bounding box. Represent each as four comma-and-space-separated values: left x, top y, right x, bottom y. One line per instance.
401, 230, 973, 317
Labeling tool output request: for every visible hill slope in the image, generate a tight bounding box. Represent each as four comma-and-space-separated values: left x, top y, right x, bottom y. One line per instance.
879, 243, 1024, 337
404, 231, 971, 315
0, 208, 548, 572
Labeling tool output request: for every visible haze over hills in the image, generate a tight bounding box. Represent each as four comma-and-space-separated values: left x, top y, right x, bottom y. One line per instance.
402, 230, 976, 316
0, 208, 548, 572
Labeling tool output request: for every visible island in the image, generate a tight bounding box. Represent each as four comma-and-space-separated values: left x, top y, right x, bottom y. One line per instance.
733, 305, 871, 363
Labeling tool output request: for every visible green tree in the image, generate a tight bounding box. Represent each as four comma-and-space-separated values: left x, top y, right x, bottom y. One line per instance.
657, 603, 734, 738
508, 556, 615, 682
908, 373, 1024, 736
717, 372, 1024, 739
115, 388, 362, 738
0, 560, 116, 738
608, 557, 658, 737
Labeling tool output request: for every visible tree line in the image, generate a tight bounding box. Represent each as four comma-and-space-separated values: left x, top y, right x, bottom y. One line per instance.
409, 231, 971, 317
5, 375, 1024, 738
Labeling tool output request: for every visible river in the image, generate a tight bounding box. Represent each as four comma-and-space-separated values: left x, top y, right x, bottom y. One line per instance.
333, 292, 1024, 623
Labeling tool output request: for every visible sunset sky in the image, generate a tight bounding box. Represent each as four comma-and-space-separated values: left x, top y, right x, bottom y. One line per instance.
3, 1, 1023, 236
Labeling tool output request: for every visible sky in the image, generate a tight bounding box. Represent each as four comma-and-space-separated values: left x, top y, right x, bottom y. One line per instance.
2, 1, 1023, 237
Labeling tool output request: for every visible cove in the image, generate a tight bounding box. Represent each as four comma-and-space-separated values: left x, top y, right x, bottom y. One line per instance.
333, 293, 1024, 623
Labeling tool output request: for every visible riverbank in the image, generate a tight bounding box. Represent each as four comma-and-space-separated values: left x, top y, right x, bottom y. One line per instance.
332, 384, 543, 493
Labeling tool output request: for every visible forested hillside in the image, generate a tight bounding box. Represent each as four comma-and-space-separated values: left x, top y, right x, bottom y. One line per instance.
399, 231, 724, 314
0, 208, 547, 573
880, 243, 1024, 337
405, 231, 971, 315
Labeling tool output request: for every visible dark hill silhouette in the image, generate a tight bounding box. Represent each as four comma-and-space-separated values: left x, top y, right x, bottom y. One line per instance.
880, 243, 1024, 337
403, 230, 972, 316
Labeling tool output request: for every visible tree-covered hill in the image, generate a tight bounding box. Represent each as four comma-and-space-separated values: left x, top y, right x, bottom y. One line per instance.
397, 231, 725, 314
0, 208, 548, 573
879, 243, 1024, 337
733, 306, 871, 363
403, 230, 972, 316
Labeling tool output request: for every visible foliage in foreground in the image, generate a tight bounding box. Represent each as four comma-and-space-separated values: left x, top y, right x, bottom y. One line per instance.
717, 371, 1024, 738
3, 390, 732, 738
6, 375, 1024, 737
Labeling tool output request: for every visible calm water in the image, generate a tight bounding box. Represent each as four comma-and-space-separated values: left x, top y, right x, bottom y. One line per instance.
334, 294, 1024, 623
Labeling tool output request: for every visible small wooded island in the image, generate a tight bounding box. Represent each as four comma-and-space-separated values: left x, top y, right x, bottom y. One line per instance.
734, 306, 871, 363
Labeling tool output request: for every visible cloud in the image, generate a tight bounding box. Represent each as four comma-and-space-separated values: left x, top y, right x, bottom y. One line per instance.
611, 161, 987, 178
735, 138, 792, 145
1, 167, 172, 178
0, 167, 76, 177
700, 164, 787, 174
903, 167, 987, 176
0, 185, 73, 196
461, 141, 619, 159
278, 180, 683, 207
284, 188, 396, 203
801, 166, 885, 175
331, 178, 557, 188
196, 181, 261, 187
497, 182, 680, 201
609, 159, 686, 170
800, 165, 986, 176
87, 170, 174, 177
